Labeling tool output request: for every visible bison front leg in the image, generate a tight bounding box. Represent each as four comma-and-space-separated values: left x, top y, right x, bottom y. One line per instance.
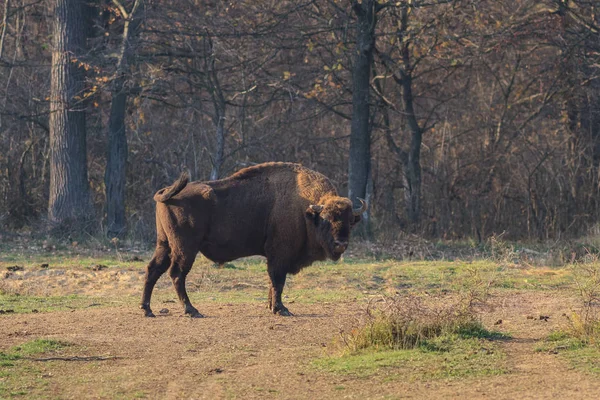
267, 269, 293, 316
169, 254, 204, 318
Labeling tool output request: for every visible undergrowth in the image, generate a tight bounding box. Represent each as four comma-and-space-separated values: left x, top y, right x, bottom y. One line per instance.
339, 257, 501, 353
538, 255, 600, 373
319, 278, 507, 380
340, 295, 489, 352
563, 257, 600, 346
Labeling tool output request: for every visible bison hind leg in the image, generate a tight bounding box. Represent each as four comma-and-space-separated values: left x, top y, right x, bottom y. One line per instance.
141, 245, 171, 317
169, 251, 204, 318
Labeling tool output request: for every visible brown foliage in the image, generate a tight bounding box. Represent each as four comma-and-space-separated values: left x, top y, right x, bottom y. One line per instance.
1, 0, 600, 241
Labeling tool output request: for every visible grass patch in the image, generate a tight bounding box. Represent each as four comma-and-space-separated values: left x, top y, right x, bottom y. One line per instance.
562, 346, 600, 374
535, 259, 600, 374
536, 330, 586, 353
0, 339, 73, 398
341, 294, 503, 351
537, 329, 600, 374
0, 338, 72, 363
10, 339, 72, 357
314, 291, 508, 381
314, 333, 507, 380
0, 246, 577, 314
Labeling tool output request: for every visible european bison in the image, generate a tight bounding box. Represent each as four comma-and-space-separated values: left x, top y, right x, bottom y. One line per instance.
141, 162, 366, 317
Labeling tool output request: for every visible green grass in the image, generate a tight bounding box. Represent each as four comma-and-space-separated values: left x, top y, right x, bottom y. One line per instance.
0, 338, 72, 362
313, 286, 509, 382
537, 330, 600, 374
0, 250, 578, 317
313, 332, 508, 380
561, 346, 600, 374
0, 339, 73, 398
9, 339, 72, 357
300, 260, 574, 295
1, 243, 576, 292
531, 259, 600, 376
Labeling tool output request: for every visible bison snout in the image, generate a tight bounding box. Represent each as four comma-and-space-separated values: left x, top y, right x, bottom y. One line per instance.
333, 240, 348, 253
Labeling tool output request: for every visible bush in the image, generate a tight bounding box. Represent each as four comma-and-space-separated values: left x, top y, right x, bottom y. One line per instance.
341, 294, 485, 351
564, 259, 600, 346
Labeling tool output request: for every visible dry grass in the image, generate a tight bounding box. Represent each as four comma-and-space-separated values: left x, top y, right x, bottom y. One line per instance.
339, 294, 485, 352
537, 253, 600, 371
564, 258, 600, 346
338, 255, 503, 353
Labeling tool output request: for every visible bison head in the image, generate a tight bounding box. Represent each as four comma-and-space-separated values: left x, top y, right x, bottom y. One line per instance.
305, 197, 367, 261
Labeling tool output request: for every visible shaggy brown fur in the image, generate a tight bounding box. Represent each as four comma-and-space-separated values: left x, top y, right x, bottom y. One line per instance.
141, 162, 367, 317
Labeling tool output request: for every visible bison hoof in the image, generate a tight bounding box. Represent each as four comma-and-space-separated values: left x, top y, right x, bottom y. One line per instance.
274, 307, 293, 317
185, 308, 204, 318
141, 305, 155, 318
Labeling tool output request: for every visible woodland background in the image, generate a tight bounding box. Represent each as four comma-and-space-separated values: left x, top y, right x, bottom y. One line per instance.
1, 0, 600, 243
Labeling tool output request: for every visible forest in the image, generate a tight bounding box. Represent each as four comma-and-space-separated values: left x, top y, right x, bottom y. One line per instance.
1, 0, 600, 243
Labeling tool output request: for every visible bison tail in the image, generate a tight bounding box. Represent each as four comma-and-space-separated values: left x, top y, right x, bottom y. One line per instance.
153, 171, 190, 202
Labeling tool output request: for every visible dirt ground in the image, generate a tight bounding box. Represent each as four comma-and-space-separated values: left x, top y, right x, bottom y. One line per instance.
2, 288, 600, 399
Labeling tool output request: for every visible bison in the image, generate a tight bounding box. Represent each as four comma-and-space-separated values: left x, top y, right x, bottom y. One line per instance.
141, 162, 366, 318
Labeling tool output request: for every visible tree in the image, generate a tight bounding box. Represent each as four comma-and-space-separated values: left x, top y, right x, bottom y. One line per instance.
48, 0, 93, 232
376, 2, 457, 229
348, 0, 376, 236
203, 33, 227, 181
6, 0, 600, 241
553, 0, 600, 229
104, 0, 143, 238
384, 4, 425, 227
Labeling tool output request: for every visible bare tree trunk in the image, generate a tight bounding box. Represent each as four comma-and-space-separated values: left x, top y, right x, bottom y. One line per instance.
210, 112, 225, 180
0, 0, 9, 59
348, 0, 376, 237
400, 72, 422, 227
48, 0, 93, 232
105, 77, 128, 238
206, 33, 227, 181
0, 0, 10, 129
105, 0, 143, 238
376, 5, 423, 230
399, 5, 422, 228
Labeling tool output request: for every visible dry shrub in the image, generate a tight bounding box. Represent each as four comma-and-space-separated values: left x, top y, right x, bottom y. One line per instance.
0, 277, 46, 297
457, 264, 497, 308
573, 256, 600, 306
486, 233, 519, 267
0, 279, 9, 295
566, 257, 600, 346
565, 311, 600, 347
341, 295, 482, 352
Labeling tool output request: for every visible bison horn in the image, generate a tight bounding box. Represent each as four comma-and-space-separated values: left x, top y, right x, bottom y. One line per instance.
309, 204, 324, 213
353, 198, 367, 216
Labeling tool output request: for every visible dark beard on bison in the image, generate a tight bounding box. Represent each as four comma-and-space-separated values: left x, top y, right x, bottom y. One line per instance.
330, 251, 343, 261
326, 238, 348, 261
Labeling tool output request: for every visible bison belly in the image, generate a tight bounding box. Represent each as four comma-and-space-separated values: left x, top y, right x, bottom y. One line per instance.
199, 236, 265, 264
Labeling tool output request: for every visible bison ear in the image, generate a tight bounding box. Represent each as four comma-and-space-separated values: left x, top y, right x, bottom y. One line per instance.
305, 204, 323, 220
351, 214, 362, 226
